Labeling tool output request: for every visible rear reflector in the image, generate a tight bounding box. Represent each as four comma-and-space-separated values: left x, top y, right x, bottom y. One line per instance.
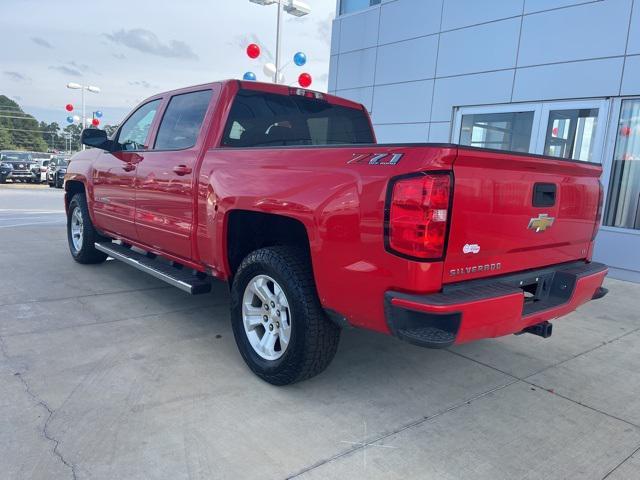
386, 172, 452, 260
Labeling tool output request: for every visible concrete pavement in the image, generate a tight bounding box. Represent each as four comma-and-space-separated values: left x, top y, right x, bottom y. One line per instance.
1, 183, 640, 479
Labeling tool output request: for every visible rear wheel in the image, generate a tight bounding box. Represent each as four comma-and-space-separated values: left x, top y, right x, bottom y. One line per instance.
230, 246, 340, 385
67, 193, 108, 264
0, 175, 5, 184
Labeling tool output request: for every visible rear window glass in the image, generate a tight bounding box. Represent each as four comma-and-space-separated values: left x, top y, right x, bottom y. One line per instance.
154, 90, 212, 150
221, 90, 374, 147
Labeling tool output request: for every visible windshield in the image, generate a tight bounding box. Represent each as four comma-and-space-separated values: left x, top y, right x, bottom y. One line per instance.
221, 89, 374, 147
1, 152, 32, 162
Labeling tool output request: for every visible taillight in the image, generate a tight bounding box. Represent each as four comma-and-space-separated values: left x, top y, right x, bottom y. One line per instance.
592, 180, 604, 240
386, 172, 452, 260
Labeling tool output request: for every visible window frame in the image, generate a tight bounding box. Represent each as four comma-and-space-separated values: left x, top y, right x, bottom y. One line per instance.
452, 99, 610, 164
152, 88, 214, 152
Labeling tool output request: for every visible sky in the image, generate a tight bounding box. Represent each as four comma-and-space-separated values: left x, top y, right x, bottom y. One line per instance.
0, 0, 336, 127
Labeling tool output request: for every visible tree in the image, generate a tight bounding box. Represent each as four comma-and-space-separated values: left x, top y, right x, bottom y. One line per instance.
0, 95, 48, 151
0, 125, 14, 150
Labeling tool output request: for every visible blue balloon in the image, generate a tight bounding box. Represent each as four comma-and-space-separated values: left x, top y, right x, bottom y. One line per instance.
293, 52, 307, 67
66, 116, 74, 123
95, 110, 103, 118
243, 71, 256, 81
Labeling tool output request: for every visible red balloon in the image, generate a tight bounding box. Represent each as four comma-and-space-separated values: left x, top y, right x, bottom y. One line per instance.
65, 104, 74, 112
298, 73, 312, 88
246, 43, 260, 59
92, 118, 100, 127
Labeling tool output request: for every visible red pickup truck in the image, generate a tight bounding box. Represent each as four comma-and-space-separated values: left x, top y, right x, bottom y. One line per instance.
65, 80, 608, 385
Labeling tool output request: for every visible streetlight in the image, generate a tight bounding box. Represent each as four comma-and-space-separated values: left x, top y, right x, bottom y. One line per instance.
66, 82, 100, 149
249, 0, 311, 82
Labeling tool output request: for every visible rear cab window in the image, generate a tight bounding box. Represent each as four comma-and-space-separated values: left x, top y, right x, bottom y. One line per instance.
221, 89, 374, 147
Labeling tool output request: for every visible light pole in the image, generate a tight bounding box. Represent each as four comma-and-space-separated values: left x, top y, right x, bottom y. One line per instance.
66, 82, 100, 149
249, 0, 311, 83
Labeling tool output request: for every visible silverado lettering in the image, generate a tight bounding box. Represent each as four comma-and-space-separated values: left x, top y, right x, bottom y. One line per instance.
63, 80, 609, 385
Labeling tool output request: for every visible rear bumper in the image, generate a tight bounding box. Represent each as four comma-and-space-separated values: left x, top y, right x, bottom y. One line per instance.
385, 261, 608, 348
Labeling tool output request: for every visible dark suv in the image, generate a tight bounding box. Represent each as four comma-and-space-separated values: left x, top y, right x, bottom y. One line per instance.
0, 151, 38, 183
47, 156, 70, 188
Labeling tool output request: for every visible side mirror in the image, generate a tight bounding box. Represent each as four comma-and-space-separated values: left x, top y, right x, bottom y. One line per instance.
81, 128, 117, 152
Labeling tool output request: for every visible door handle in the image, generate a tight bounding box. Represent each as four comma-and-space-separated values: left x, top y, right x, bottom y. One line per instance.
173, 165, 192, 176
122, 163, 135, 172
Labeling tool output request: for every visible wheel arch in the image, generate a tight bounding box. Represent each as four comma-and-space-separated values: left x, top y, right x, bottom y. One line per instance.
225, 209, 312, 278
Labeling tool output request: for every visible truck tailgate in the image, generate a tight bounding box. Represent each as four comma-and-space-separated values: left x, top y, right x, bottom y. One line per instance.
443, 147, 602, 284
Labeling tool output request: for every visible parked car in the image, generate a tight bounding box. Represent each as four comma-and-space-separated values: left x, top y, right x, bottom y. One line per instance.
47, 157, 69, 188
63, 80, 609, 385
0, 151, 40, 183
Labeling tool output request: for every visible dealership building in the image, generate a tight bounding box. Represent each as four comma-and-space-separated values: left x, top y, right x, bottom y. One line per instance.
328, 0, 640, 282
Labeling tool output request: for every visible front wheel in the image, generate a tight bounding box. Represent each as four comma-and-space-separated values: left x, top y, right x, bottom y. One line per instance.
67, 193, 108, 264
230, 247, 340, 385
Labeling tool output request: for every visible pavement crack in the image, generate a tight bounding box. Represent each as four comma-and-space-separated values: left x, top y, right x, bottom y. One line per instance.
2, 335, 78, 480
286, 379, 519, 479
602, 443, 640, 479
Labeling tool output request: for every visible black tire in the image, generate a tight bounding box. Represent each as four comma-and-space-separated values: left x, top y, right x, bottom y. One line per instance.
67, 192, 108, 264
0, 175, 5, 184
230, 246, 340, 386
48, 181, 54, 188
55, 174, 63, 188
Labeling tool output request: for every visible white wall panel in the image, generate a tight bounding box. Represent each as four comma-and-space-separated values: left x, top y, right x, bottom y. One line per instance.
621, 55, 640, 96
339, 8, 380, 53
336, 48, 377, 90
518, 0, 632, 66
513, 57, 624, 101
328, 55, 339, 92
371, 81, 434, 124
431, 70, 514, 121
437, 18, 520, 77
379, 0, 443, 45
441, 0, 524, 30
330, 19, 341, 56
334, 87, 374, 112
375, 36, 438, 84
428, 122, 451, 142
524, 0, 603, 14
627, 2, 640, 55
374, 123, 429, 143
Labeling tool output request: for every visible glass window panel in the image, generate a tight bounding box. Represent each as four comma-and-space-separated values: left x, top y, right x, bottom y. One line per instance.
543, 108, 598, 162
341, 0, 380, 15
459, 111, 534, 153
154, 90, 212, 150
117, 99, 161, 151
604, 99, 640, 230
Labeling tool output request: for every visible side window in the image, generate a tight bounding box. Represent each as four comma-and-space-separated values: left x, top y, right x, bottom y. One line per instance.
117, 99, 161, 151
154, 90, 213, 150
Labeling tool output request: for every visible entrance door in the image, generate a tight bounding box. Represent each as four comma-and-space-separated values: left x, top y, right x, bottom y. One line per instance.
594, 97, 640, 282
134, 88, 215, 260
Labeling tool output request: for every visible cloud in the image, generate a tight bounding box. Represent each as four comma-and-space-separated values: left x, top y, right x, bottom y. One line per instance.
3, 71, 31, 82
112, 53, 126, 60
129, 80, 158, 89
31, 37, 53, 49
48, 65, 83, 77
317, 12, 334, 46
104, 29, 198, 60
47, 61, 97, 77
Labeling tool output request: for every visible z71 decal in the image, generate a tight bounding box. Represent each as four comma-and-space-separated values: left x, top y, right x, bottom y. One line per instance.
347, 152, 403, 165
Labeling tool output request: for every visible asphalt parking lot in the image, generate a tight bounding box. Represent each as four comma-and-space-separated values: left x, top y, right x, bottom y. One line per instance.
1, 183, 640, 480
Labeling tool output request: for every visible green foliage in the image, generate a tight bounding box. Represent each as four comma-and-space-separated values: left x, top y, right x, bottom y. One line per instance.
0, 95, 48, 151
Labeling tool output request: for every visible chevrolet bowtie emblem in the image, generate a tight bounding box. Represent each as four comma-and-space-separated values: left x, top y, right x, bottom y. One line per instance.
528, 214, 555, 232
